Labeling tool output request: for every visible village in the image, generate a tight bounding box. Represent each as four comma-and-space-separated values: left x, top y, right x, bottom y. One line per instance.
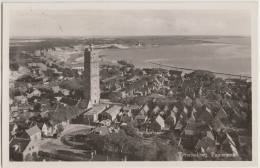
9, 43, 252, 161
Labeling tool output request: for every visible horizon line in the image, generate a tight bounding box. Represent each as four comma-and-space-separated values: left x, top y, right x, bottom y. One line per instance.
10, 34, 251, 39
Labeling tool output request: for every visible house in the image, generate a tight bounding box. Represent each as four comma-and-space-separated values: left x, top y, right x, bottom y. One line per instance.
183, 106, 189, 114
168, 70, 182, 78
10, 105, 18, 112
9, 138, 34, 161
211, 117, 226, 132
119, 114, 132, 124
172, 106, 178, 114
150, 120, 162, 132
84, 104, 107, 124
186, 112, 196, 124
163, 105, 170, 113
122, 104, 140, 117
195, 136, 216, 154
134, 112, 146, 124
191, 107, 199, 119
10, 125, 41, 161
27, 88, 41, 98
165, 111, 177, 129
155, 115, 165, 130
99, 105, 121, 121
206, 130, 215, 141
140, 104, 150, 115
198, 107, 213, 124
42, 123, 55, 137
153, 105, 161, 114
10, 123, 18, 137
183, 124, 196, 136
14, 95, 28, 104
181, 122, 201, 150
221, 133, 239, 157
25, 125, 41, 141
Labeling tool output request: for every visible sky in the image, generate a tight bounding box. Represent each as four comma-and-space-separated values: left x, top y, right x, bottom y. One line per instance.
9, 10, 251, 37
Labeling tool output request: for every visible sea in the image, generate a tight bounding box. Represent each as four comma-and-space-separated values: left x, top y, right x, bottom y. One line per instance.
10, 36, 251, 77
99, 36, 251, 76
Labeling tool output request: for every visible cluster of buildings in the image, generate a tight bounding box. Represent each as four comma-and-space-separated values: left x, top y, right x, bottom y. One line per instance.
9, 45, 96, 161
9, 43, 251, 161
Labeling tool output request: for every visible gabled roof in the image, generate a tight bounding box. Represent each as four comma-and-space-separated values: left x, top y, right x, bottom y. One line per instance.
155, 115, 165, 128
141, 104, 150, 113
187, 114, 196, 124
222, 133, 239, 156
216, 107, 228, 119
183, 106, 189, 114
42, 121, 53, 129
104, 105, 122, 118
192, 107, 197, 114
195, 136, 216, 152
225, 133, 236, 147
165, 113, 177, 125
170, 111, 176, 119
211, 117, 225, 131
206, 131, 215, 141
25, 125, 41, 136
175, 120, 184, 130
198, 109, 213, 123
172, 106, 178, 113
84, 104, 107, 116
10, 123, 18, 132
163, 105, 170, 112
153, 106, 161, 113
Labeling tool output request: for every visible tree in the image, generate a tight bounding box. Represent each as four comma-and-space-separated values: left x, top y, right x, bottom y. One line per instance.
10, 62, 19, 71
121, 124, 139, 137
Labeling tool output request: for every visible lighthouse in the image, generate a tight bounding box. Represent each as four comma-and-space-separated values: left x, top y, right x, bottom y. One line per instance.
84, 44, 100, 108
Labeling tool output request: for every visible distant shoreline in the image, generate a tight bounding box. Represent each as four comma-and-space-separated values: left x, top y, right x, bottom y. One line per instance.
10, 34, 251, 40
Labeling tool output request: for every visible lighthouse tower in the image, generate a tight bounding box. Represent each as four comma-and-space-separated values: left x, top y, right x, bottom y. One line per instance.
84, 44, 100, 108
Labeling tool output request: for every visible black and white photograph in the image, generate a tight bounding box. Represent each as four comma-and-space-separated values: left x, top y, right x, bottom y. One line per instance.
1, 1, 258, 167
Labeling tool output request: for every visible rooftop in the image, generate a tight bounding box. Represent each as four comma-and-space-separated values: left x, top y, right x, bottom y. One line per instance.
25, 125, 41, 136
104, 105, 122, 117
84, 104, 107, 116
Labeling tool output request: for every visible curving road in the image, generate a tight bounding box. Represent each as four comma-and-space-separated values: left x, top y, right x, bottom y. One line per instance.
60, 124, 94, 149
